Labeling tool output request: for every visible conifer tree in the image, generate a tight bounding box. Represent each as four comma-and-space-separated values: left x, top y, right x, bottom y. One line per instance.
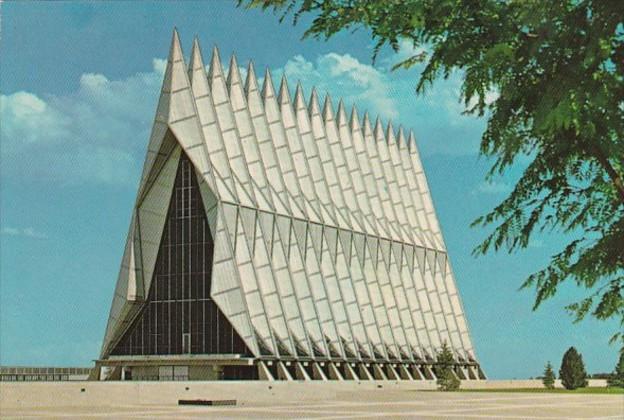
435, 341, 461, 391
607, 352, 624, 388
542, 361, 556, 389
559, 347, 588, 390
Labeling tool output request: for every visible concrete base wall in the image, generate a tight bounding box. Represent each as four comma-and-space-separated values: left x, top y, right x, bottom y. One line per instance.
0, 381, 428, 409
0, 379, 609, 409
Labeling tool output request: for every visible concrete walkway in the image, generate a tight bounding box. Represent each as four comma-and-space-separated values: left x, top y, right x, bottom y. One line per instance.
1, 381, 622, 419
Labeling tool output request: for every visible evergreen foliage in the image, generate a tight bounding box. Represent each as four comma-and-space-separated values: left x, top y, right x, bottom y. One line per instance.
543, 361, 556, 389
607, 351, 624, 388
435, 341, 461, 391
559, 347, 588, 390
241, 0, 624, 345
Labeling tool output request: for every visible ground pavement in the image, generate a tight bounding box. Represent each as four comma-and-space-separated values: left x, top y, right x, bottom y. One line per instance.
2, 384, 622, 419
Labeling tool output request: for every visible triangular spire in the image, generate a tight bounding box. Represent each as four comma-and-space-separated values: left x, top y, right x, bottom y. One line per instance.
336, 99, 348, 127
226, 54, 242, 90
208, 45, 224, 82
373, 117, 385, 140
322, 94, 334, 122
386, 121, 397, 145
261, 68, 276, 100
278, 75, 291, 105
208, 45, 232, 111
293, 82, 306, 111
362, 112, 373, 137
408, 130, 418, 152
159, 28, 191, 97
397, 126, 408, 149
244, 61, 258, 95
188, 37, 213, 103
169, 28, 184, 63
189, 36, 204, 73
261, 68, 285, 129
349, 105, 361, 132
227, 54, 248, 110
385, 120, 395, 144
308, 88, 322, 116
277, 75, 298, 131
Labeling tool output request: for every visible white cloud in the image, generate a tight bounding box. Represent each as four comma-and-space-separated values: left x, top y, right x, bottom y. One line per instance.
152, 58, 167, 75
1, 226, 47, 239
0, 91, 70, 147
277, 53, 399, 120
0, 59, 166, 187
387, 38, 499, 113
80, 73, 109, 90
1, 227, 20, 236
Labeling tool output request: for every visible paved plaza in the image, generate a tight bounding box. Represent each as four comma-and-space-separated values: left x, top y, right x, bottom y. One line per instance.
2, 384, 622, 419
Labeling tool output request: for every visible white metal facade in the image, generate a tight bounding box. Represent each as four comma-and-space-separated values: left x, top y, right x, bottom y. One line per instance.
100, 31, 483, 380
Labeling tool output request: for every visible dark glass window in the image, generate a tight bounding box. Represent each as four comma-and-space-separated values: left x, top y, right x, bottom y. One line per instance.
111, 152, 251, 357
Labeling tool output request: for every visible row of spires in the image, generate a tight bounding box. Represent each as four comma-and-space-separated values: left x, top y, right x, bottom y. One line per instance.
171, 29, 421, 153
166, 28, 443, 250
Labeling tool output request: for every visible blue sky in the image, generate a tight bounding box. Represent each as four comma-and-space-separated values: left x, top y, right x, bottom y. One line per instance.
0, 1, 618, 379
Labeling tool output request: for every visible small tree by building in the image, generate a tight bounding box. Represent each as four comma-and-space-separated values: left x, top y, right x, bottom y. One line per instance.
559, 347, 588, 390
435, 341, 460, 391
542, 362, 556, 389
607, 352, 624, 388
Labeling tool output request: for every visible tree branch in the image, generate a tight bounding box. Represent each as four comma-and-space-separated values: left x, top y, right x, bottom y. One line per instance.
592, 146, 624, 205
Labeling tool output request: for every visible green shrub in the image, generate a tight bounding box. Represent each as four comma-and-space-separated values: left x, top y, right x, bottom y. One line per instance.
435, 342, 461, 391
542, 362, 556, 389
559, 347, 588, 390
607, 352, 624, 388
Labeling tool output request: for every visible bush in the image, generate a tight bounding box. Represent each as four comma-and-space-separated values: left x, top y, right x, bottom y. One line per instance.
591, 372, 614, 380
542, 362, 556, 389
437, 369, 461, 391
559, 347, 588, 390
435, 342, 461, 391
607, 352, 624, 388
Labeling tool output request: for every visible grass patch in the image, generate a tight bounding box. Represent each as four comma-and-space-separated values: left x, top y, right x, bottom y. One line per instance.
457, 387, 624, 394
